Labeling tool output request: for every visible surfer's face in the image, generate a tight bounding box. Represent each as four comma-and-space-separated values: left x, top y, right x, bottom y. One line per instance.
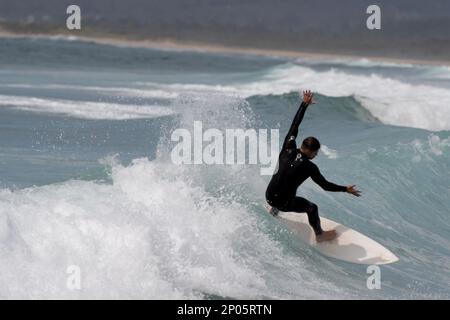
308, 150, 318, 159
299, 148, 318, 159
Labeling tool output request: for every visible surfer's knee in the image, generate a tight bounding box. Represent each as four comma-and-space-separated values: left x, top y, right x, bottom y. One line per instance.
307, 202, 318, 214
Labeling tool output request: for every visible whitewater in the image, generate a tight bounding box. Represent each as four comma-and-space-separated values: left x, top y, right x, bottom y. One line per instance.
0, 37, 449, 299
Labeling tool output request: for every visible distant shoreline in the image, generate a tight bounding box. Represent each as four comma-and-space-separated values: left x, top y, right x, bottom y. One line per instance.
1, 30, 449, 67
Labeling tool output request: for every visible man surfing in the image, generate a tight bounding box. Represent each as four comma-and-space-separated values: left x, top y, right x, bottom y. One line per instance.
265, 90, 361, 242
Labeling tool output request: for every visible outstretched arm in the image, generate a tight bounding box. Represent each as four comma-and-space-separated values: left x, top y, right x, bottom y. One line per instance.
311, 166, 361, 196
311, 167, 347, 192
282, 90, 314, 150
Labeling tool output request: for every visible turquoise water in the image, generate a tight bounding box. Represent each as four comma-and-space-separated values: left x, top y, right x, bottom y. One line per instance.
0, 37, 449, 299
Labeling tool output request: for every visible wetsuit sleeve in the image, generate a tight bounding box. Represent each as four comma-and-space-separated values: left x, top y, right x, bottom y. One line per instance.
282, 101, 309, 150
311, 165, 347, 192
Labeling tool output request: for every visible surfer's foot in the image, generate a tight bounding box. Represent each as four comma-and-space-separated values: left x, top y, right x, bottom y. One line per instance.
316, 230, 337, 242
266, 205, 279, 216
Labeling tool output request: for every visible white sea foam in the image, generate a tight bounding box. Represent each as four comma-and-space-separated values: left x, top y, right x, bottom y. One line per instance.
9, 63, 446, 129
295, 57, 415, 68
0, 94, 174, 120
410, 134, 450, 162
0, 158, 343, 299
2, 84, 179, 99
321, 145, 338, 159
251, 64, 450, 131
140, 63, 450, 131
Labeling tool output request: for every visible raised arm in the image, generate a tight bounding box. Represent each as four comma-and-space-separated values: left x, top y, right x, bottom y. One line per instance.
282, 90, 314, 150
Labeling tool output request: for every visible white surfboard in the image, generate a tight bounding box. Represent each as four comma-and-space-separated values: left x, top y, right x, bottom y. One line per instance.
267, 208, 399, 265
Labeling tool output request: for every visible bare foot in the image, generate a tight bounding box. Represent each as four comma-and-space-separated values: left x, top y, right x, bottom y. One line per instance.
265, 204, 279, 216
316, 230, 338, 243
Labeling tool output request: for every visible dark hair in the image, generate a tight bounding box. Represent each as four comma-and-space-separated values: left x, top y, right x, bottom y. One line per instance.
301, 136, 321, 151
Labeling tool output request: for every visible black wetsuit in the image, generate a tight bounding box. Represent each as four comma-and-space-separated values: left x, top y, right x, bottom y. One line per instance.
265, 102, 347, 235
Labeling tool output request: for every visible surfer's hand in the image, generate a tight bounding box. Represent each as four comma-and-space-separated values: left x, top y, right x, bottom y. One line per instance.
346, 185, 361, 197
302, 90, 315, 105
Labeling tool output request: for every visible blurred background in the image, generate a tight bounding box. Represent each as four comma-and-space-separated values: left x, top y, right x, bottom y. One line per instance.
1, 0, 450, 61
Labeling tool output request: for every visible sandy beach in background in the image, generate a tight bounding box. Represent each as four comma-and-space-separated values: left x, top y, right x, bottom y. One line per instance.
1, 30, 449, 67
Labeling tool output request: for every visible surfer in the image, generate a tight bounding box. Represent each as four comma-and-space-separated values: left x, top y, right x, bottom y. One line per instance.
265, 90, 361, 242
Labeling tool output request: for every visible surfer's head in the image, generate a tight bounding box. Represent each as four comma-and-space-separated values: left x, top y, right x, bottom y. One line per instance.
299, 136, 320, 159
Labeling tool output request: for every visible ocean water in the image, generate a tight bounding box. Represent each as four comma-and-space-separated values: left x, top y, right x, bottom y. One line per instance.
0, 36, 449, 299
